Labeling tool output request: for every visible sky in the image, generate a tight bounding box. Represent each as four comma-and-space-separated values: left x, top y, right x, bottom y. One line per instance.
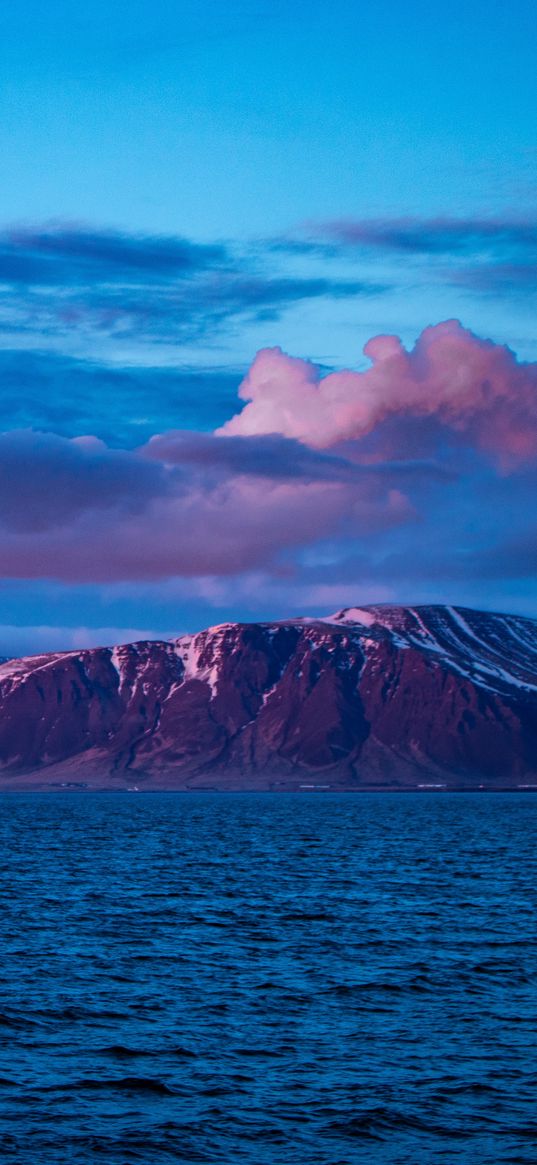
2, 0, 537, 654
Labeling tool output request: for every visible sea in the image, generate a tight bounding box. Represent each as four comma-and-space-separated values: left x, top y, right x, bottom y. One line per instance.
0, 791, 535, 1165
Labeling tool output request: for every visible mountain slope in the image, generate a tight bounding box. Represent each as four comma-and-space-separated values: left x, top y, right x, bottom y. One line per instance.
0, 605, 537, 788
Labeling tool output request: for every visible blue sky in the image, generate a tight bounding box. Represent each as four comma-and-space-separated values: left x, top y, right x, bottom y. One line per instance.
2, 1, 536, 236
1, 0, 537, 653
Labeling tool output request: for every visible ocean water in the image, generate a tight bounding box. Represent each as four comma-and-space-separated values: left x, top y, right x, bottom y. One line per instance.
0, 792, 535, 1165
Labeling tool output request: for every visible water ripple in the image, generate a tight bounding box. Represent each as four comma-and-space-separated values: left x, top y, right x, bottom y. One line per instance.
0, 790, 535, 1164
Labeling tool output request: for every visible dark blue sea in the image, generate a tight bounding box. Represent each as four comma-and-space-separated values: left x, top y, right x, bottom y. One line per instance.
0, 792, 535, 1164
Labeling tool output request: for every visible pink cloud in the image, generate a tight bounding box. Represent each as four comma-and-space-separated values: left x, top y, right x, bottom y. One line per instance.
0, 431, 411, 583
219, 320, 537, 467
2, 320, 535, 587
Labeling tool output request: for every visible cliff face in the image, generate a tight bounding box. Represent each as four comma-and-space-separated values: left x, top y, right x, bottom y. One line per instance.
0, 604, 537, 789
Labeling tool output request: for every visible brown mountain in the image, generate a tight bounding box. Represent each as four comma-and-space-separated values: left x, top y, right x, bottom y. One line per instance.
0, 604, 536, 789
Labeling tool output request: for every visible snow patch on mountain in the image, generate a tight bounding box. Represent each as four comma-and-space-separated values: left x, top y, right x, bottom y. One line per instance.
173, 632, 221, 698
322, 607, 378, 628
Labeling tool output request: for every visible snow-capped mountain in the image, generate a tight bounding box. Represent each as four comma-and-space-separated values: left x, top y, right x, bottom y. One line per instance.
0, 604, 537, 789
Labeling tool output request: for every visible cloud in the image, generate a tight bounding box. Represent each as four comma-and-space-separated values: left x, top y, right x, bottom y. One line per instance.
285, 215, 537, 302
0, 223, 386, 346
0, 430, 170, 533
473, 529, 537, 580
0, 427, 413, 583
451, 262, 537, 298
144, 429, 408, 482
0, 317, 536, 619
220, 320, 537, 467
309, 215, 537, 257
0, 480, 410, 583
4, 215, 537, 363
0, 225, 228, 284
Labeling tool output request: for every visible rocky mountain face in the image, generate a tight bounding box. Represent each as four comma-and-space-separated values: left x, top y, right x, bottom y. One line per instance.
0, 605, 536, 789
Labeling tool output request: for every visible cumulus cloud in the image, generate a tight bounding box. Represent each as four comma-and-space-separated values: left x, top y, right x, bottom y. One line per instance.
220, 320, 537, 467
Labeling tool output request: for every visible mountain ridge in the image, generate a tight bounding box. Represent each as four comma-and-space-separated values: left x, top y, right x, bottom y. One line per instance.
0, 603, 536, 790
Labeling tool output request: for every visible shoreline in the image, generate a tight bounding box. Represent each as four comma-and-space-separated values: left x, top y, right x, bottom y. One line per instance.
0, 783, 536, 794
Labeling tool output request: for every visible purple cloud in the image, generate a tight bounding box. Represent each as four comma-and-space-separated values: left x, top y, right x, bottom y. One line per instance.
280, 214, 537, 303
0, 427, 414, 582
0, 430, 170, 532
308, 215, 537, 256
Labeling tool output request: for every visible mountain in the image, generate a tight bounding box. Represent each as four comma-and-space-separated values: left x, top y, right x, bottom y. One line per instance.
0, 605, 536, 790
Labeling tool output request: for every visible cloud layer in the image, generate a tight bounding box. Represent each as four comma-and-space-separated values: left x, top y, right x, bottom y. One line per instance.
0, 223, 385, 347
2, 215, 536, 379
1, 312, 537, 643
0, 424, 416, 582
292, 214, 537, 300
317, 215, 537, 256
